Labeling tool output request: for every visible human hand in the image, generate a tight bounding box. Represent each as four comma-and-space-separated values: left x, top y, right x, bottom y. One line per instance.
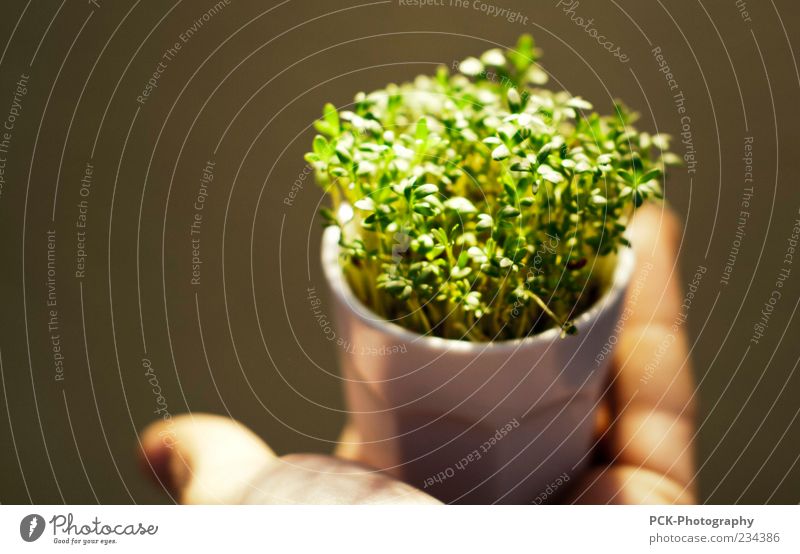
138, 413, 440, 504
138, 205, 695, 504
564, 204, 697, 504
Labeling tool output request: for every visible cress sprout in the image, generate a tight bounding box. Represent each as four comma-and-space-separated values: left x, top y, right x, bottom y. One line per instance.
306, 35, 677, 341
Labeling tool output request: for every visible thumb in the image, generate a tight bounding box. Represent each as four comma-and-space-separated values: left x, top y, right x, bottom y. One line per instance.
139, 413, 275, 504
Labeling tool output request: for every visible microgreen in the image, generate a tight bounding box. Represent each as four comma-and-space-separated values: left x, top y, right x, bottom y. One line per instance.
306, 35, 677, 341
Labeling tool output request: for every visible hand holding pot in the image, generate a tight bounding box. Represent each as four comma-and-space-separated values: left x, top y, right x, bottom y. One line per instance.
561, 204, 697, 504
138, 206, 696, 504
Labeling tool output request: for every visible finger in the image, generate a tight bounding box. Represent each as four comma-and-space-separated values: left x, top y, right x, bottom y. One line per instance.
243, 454, 441, 504
139, 413, 275, 504
605, 204, 697, 495
333, 420, 361, 460
571, 466, 690, 505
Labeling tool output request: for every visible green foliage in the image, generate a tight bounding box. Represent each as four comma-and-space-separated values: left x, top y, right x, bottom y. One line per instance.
306, 35, 677, 341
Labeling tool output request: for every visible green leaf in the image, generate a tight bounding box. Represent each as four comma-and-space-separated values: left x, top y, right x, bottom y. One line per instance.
507, 87, 522, 112
503, 181, 518, 201
508, 34, 535, 72
444, 197, 477, 214
413, 203, 436, 216
457, 250, 469, 269
459, 57, 484, 77
414, 234, 434, 252
323, 103, 339, 133
618, 169, 635, 184
492, 144, 510, 161
335, 145, 352, 163
414, 183, 439, 197
475, 214, 493, 231
320, 207, 338, 227
427, 244, 446, 260
481, 48, 506, 67
467, 246, 488, 263
415, 117, 429, 141
567, 97, 593, 110
639, 168, 662, 184
431, 228, 449, 246
354, 198, 375, 211
499, 205, 521, 219
536, 144, 553, 164
312, 135, 329, 156
537, 166, 563, 184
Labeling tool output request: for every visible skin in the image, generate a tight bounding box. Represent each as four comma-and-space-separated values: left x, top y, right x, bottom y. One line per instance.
138, 204, 696, 504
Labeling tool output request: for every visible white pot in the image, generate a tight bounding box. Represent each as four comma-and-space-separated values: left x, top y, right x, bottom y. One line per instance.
321, 225, 635, 504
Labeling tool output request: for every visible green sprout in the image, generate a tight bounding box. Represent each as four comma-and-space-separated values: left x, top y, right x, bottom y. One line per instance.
306, 35, 678, 341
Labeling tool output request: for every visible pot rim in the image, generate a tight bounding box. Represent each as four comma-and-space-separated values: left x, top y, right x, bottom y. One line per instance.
321, 225, 635, 352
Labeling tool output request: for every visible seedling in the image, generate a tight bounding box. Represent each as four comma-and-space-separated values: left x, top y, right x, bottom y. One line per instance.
306, 35, 676, 341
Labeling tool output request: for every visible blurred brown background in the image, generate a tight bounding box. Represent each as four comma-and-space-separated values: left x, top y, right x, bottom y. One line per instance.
0, 0, 798, 504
